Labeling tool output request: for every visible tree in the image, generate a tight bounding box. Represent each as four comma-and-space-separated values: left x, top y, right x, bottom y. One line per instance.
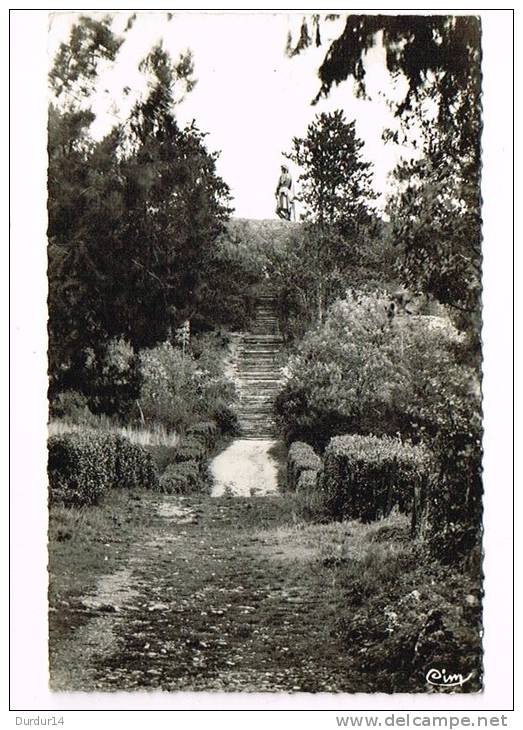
288, 14, 482, 325
284, 110, 378, 322
48, 21, 232, 407
288, 15, 480, 118
289, 110, 376, 231
49, 14, 124, 103
387, 113, 481, 328
48, 16, 125, 391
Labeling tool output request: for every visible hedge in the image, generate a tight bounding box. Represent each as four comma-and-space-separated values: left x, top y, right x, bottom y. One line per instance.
160, 422, 219, 495
322, 434, 432, 522
297, 469, 319, 493
287, 441, 322, 491
48, 430, 159, 507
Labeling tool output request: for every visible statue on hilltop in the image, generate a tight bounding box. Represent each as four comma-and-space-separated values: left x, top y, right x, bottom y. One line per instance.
275, 164, 295, 221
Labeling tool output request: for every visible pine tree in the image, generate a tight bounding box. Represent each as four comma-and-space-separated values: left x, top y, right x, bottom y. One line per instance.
285, 110, 377, 322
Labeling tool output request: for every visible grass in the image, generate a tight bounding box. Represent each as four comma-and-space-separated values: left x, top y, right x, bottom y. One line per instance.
48, 487, 482, 693
250, 506, 482, 692
49, 489, 150, 601
324, 512, 483, 692
48, 418, 179, 448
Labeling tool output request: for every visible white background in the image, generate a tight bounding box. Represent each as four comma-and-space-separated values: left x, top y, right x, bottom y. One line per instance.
6, 2, 518, 725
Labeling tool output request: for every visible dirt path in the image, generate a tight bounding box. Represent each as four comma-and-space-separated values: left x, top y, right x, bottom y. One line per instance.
210, 439, 280, 497
50, 491, 356, 693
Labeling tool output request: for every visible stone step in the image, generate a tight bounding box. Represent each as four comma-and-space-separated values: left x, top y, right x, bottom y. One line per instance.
239, 393, 276, 399
239, 355, 281, 360
229, 289, 285, 439
241, 343, 282, 349
238, 405, 274, 413
240, 351, 281, 356
240, 378, 281, 384
240, 366, 280, 372
239, 384, 281, 389
242, 335, 282, 341
239, 377, 282, 382
238, 366, 281, 372
240, 401, 278, 407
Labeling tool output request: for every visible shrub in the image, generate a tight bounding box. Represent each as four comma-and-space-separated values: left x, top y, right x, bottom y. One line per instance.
113, 435, 159, 491
276, 289, 481, 560
138, 340, 237, 432
160, 460, 202, 494
287, 441, 322, 491
174, 436, 207, 466
321, 434, 433, 522
91, 337, 141, 419
49, 390, 98, 427
275, 291, 464, 450
48, 430, 159, 507
406, 362, 483, 563
297, 468, 319, 493
138, 343, 194, 430
211, 401, 239, 436
186, 421, 219, 450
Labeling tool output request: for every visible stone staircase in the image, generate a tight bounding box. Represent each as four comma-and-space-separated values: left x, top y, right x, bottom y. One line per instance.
236, 291, 284, 439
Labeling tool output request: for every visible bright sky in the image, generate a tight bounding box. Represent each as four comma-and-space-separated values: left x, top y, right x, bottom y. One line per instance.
48, 11, 411, 220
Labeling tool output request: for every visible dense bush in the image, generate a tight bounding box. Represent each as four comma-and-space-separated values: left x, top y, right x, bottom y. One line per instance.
138, 340, 237, 432
88, 338, 141, 418
287, 441, 322, 491
49, 390, 99, 426
297, 469, 319, 493
210, 401, 240, 436
275, 289, 482, 560
113, 435, 159, 491
48, 430, 159, 507
186, 421, 219, 450
320, 434, 433, 522
410, 363, 483, 562
174, 436, 207, 466
143, 443, 179, 474
275, 291, 464, 450
160, 460, 202, 494
159, 421, 221, 494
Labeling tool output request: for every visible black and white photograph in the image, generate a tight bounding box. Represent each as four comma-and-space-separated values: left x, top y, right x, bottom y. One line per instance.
9, 6, 515, 718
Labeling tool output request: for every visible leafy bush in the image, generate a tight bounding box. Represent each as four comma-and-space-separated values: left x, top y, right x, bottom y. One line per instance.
48, 430, 159, 507
138, 341, 237, 433
210, 401, 240, 436
287, 441, 322, 491
297, 469, 319, 493
114, 435, 159, 491
174, 436, 207, 466
410, 365, 483, 563
143, 444, 179, 474
186, 421, 219, 450
90, 337, 141, 418
275, 290, 464, 450
160, 460, 202, 494
321, 434, 433, 522
333, 514, 483, 692
49, 390, 99, 426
